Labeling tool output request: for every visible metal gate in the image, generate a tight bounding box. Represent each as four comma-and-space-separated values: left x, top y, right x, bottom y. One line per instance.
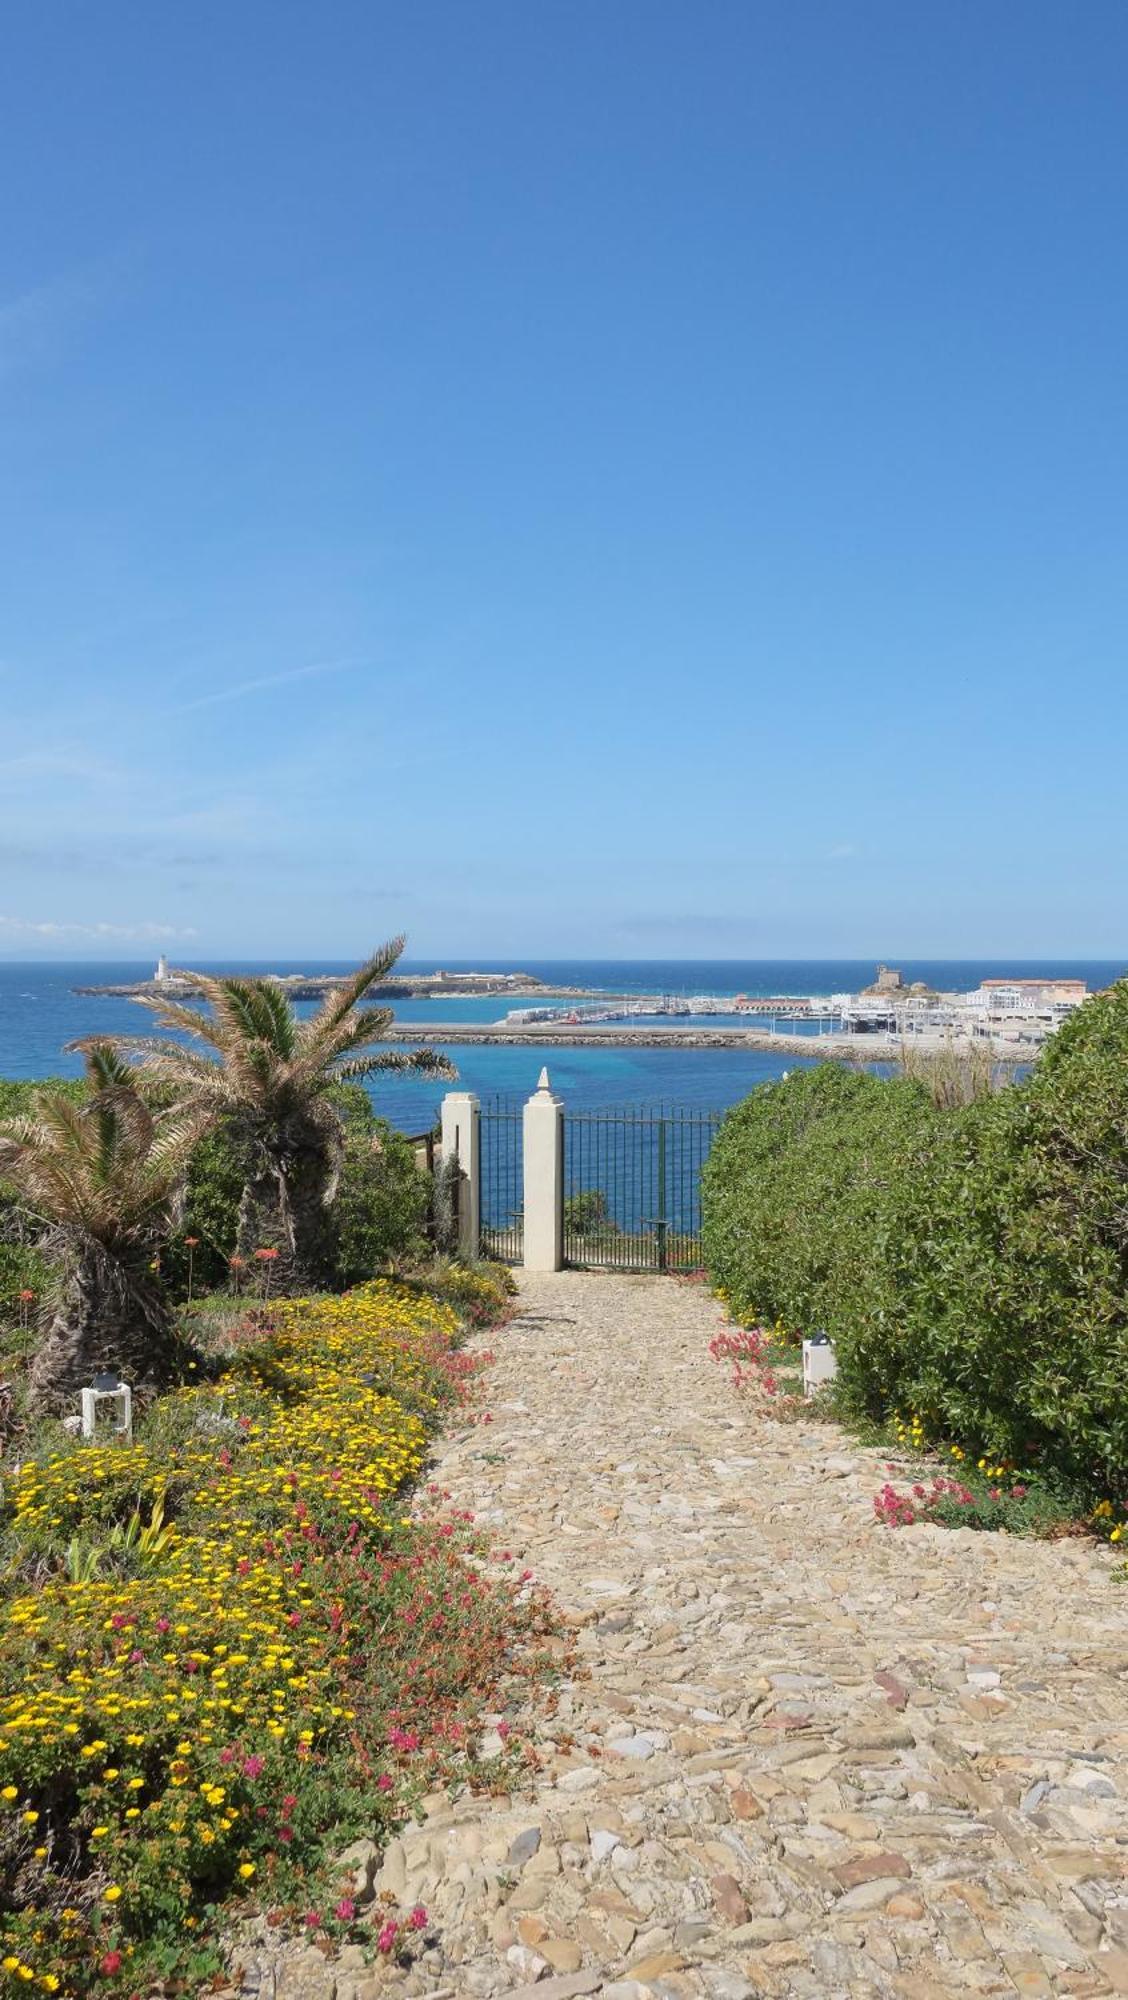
563, 1106, 721, 1271
479, 1098, 523, 1264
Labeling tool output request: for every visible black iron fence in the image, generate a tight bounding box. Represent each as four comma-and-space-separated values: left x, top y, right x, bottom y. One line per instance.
479, 1098, 524, 1264
563, 1105, 721, 1272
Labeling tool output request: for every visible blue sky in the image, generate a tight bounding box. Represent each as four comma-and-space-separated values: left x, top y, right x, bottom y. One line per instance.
2, 1, 1126, 960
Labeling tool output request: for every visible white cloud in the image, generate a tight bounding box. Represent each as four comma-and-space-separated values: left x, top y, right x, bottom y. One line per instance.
0, 917, 197, 940
175, 660, 353, 714
827, 843, 858, 862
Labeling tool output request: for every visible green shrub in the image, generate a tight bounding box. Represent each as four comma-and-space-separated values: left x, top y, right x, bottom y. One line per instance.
705, 984, 1128, 1497
702, 1065, 935, 1338
840, 984, 1128, 1491
332, 1122, 432, 1283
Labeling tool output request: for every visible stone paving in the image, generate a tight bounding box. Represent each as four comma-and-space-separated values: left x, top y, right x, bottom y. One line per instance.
233, 1271, 1128, 2000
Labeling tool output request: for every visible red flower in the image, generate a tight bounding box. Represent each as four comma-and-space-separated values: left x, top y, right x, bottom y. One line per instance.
242, 1754, 265, 1779
253, 1247, 280, 1261
184, 1236, 199, 1247
100, 1953, 123, 1976
17, 1288, 35, 1302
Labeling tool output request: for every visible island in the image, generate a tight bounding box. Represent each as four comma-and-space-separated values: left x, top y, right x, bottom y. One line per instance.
73, 962, 599, 1001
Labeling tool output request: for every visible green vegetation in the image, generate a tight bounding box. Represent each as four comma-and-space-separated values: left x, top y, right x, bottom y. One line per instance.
0, 1048, 210, 1405
702, 983, 1128, 1502
0, 1272, 532, 1996
73, 936, 453, 1287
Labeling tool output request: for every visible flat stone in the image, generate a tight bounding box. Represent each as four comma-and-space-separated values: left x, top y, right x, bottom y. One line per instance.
835, 1876, 907, 1912
623, 1954, 687, 1982
541, 1940, 584, 1974
832, 1851, 912, 1890
506, 1977, 603, 2000
711, 1873, 748, 1924
508, 1826, 543, 1866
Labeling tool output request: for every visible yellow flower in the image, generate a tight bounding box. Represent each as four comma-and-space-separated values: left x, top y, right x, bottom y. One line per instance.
1, 1786, 17, 1802
103, 1884, 122, 1902
239, 1861, 255, 1878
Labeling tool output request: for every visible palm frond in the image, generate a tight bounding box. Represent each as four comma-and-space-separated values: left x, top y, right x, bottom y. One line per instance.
124, 989, 229, 1052
333, 1049, 458, 1082
298, 937, 406, 1052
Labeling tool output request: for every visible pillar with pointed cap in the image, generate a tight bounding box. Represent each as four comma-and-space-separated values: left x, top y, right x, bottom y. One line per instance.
522, 1066, 564, 1270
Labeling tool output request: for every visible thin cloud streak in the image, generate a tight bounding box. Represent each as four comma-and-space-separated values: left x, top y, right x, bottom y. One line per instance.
175, 660, 354, 714
0, 917, 197, 940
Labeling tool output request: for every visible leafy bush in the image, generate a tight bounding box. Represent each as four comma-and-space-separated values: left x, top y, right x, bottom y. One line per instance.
563, 1189, 615, 1238
840, 985, 1128, 1490
703, 983, 1128, 1497
701, 1065, 935, 1338
332, 1124, 431, 1284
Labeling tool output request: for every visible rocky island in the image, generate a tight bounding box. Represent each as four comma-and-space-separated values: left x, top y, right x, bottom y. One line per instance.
73, 962, 597, 1002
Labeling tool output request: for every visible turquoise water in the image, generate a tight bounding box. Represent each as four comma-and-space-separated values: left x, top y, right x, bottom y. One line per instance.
0, 957, 1119, 1131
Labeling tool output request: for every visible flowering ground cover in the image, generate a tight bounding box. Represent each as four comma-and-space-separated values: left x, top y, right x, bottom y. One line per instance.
0, 1271, 552, 1997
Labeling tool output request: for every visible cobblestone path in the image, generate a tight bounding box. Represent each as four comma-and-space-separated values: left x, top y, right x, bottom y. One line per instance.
249, 1271, 1128, 2000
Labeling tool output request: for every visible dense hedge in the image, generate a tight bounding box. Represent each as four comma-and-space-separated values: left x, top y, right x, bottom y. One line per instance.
702, 984, 1128, 1494
701, 1065, 936, 1338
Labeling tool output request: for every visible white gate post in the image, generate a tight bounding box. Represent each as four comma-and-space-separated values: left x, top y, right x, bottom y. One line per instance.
440, 1090, 481, 1260
523, 1067, 563, 1271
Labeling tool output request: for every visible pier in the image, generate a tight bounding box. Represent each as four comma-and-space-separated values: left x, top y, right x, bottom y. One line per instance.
379, 1020, 1035, 1060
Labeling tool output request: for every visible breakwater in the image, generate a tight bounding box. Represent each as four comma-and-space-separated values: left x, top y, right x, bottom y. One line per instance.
379, 1021, 1031, 1061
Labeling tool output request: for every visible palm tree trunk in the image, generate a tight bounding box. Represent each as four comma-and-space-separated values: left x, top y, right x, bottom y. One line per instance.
29, 1238, 181, 1408
236, 1132, 336, 1292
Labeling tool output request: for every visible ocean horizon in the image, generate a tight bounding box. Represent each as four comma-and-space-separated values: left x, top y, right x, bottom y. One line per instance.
1, 957, 1122, 1130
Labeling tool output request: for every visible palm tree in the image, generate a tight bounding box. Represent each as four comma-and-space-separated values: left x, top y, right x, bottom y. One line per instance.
76, 938, 455, 1287
0, 1047, 212, 1405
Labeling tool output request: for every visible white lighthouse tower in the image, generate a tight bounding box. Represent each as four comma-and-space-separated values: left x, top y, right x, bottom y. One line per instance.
154, 954, 170, 985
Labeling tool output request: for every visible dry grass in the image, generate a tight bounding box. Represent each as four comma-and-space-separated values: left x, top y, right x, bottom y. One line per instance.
895, 1033, 1002, 1108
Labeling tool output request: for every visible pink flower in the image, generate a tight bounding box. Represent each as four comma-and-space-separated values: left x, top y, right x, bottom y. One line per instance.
334, 1897, 356, 1921
377, 1920, 399, 1953
303, 1909, 322, 1930
242, 1755, 265, 1779
408, 1905, 428, 1930
377, 1774, 394, 1792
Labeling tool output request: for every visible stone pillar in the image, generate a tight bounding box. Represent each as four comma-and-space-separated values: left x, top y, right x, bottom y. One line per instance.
440, 1091, 480, 1261
523, 1067, 563, 1271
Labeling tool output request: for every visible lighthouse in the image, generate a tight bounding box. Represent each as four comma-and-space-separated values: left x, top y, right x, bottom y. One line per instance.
154, 954, 170, 984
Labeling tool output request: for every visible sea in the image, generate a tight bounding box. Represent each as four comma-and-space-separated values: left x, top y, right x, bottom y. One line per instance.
0, 959, 1122, 1133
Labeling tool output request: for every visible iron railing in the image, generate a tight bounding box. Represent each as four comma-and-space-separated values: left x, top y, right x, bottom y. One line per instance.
479, 1098, 524, 1264
563, 1105, 721, 1271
